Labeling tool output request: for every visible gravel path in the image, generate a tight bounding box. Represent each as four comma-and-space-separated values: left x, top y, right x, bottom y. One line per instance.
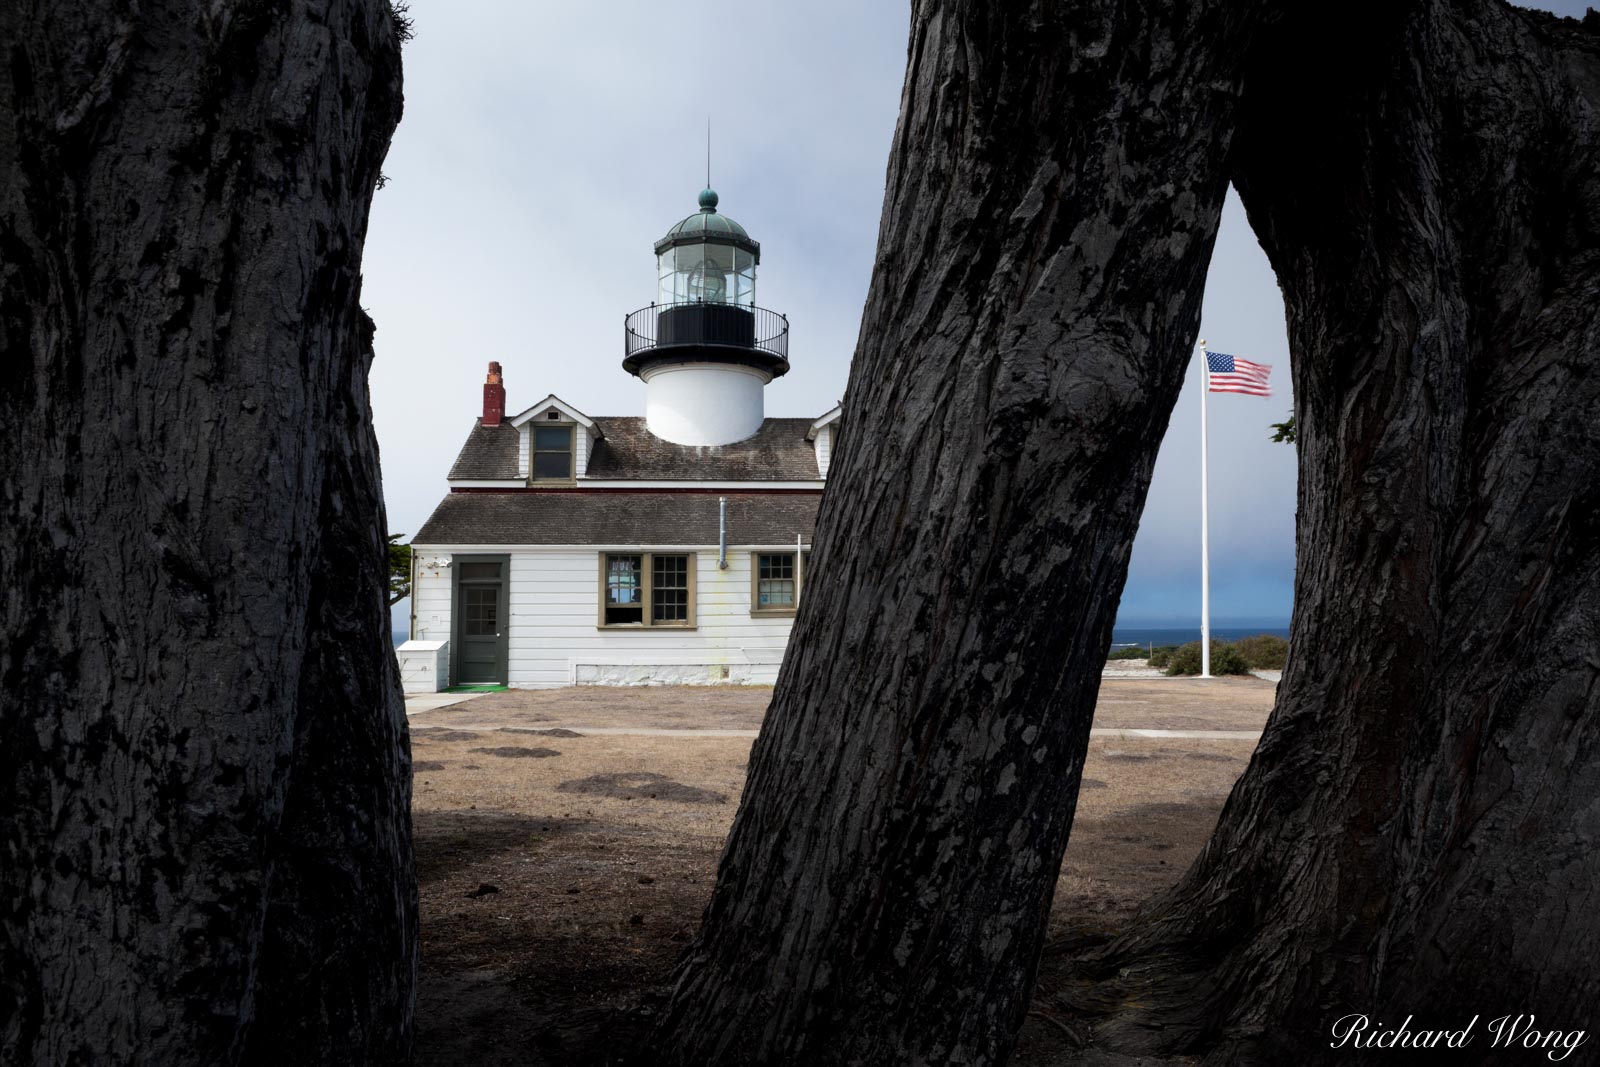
407, 676, 1278, 735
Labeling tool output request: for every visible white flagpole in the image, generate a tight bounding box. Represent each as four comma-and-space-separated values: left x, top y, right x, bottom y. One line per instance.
1199, 339, 1212, 678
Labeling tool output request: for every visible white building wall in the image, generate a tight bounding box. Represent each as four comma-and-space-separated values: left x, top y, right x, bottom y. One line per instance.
815, 424, 833, 477
410, 545, 799, 689
575, 425, 591, 477
412, 550, 457, 646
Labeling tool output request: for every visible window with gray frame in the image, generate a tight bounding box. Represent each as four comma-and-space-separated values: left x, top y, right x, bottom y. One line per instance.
461, 584, 498, 634
533, 424, 573, 482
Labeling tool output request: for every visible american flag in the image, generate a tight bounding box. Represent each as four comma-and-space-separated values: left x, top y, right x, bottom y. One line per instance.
1206, 351, 1273, 397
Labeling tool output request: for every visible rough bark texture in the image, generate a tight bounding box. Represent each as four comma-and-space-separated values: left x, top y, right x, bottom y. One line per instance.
651, 3, 1267, 1064
0, 4, 414, 1064
1071, 2, 1600, 1061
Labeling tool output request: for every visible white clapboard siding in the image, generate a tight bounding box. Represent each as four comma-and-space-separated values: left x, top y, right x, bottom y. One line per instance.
409, 545, 801, 688
411, 550, 456, 645
576, 425, 591, 477
814, 424, 832, 477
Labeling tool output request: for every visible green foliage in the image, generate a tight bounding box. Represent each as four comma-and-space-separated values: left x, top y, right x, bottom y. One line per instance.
1107, 646, 1148, 661
1234, 633, 1289, 670
387, 533, 412, 606
1270, 412, 1297, 444
1164, 640, 1250, 676
1147, 645, 1178, 669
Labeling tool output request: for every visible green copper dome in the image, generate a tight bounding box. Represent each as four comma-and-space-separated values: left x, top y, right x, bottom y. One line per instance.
655, 188, 760, 262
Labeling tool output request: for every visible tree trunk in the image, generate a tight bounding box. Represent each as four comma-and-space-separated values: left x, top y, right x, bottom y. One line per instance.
650, 2, 1267, 1063
0, 4, 415, 1064
1070, 2, 1600, 1060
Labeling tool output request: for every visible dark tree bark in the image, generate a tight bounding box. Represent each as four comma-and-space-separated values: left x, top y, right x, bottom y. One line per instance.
0, 4, 414, 1064
1068, 2, 1600, 1061
649, 2, 1270, 1064
649, 1, 1600, 1063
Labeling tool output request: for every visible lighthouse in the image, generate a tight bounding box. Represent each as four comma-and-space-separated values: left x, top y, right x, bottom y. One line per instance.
623, 188, 790, 446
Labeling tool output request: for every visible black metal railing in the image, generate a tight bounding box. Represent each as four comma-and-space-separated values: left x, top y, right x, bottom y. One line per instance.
624, 302, 789, 364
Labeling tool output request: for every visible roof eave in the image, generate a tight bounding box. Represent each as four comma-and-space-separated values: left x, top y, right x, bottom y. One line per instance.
806, 404, 844, 441
508, 394, 603, 436
652, 232, 761, 262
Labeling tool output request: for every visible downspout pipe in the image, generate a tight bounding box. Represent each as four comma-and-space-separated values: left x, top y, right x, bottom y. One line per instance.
719, 497, 729, 570
408, 541, 417, 638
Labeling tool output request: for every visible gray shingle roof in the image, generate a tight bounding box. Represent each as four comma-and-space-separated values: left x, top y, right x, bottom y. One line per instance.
585, 417, 819, 480
446, 420, 520, 480
414, 491, 821, 546
443, 416, 823, 482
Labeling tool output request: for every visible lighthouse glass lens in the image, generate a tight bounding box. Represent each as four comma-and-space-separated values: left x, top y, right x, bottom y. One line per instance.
659, 241, 751, 306
734, 247, 756, 306
674, 244, 704, 303
691, 243, 734, 303
657, 247, 678, 306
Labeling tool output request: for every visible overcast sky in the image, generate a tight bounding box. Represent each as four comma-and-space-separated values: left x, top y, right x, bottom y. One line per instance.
366, 0, 1591, 631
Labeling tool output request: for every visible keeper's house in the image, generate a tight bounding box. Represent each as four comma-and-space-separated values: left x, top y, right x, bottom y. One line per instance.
404, 188, 840, 690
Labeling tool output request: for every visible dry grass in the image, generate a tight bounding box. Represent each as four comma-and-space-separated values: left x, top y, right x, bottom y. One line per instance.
411, 679, 1275, 1064
431, 684, 778, 731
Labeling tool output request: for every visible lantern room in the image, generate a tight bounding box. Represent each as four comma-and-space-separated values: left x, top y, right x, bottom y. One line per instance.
623, 186, 791, 447
654, 188, 759, 307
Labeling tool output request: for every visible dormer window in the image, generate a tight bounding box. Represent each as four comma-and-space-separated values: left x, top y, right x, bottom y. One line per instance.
533, 424, 574, 482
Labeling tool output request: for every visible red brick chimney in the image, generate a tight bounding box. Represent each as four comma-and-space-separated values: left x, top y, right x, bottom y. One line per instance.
482, 361, 506, 426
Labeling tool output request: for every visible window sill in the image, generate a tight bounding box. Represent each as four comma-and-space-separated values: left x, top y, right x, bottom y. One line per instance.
750, 608, 797, 618
596, 623, 699, 631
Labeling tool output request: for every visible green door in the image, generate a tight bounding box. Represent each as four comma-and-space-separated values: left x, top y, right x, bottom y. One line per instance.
453, 556, 509, 685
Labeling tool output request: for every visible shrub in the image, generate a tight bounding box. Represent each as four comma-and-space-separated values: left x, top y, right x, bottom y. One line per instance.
1165, 640, 1250, 676
1147, 645, 1178, 669
1234, 633, 1289, 671
1107, 646, 1148, 661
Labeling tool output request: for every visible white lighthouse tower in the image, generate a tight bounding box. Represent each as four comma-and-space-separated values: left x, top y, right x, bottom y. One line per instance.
622, 188, 789, 446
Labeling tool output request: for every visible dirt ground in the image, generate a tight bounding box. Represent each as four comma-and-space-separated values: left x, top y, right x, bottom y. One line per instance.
410, 679, 1276, 1065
